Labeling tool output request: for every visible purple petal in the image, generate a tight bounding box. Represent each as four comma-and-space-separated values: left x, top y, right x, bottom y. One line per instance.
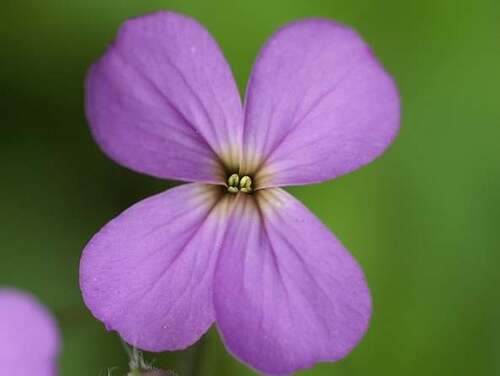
243, 19, 400, 187
0, 288, 60, 376
214, 189, 371, 375
80, 183, 232, 351
86, 12, 243, 183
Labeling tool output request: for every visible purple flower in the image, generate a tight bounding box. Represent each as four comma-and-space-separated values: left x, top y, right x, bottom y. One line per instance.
0, 288, 60, 376
80, 11, 399, 375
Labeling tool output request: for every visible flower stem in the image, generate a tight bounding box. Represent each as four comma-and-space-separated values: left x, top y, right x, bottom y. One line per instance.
120, 335, 149, 374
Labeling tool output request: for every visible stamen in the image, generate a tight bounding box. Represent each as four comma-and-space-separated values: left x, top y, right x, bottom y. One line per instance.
227, 173, 240, 188
239, 176, 252, 193
226, 173, 253, 194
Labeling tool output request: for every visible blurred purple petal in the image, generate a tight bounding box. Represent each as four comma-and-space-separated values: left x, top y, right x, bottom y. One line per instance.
86, 12, 243, 183
0, 288, 60, 376
243, 19, 399, 187
80, 183, 232, 351
214, 189, 371, 374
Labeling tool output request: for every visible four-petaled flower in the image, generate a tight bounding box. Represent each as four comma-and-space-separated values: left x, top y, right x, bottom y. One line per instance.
80, 11, 399, 375
0, 288, 60, 376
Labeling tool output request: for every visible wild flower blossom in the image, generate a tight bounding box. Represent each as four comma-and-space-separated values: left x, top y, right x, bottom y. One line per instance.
0, 288, 60, 376
80, 11, 399, 375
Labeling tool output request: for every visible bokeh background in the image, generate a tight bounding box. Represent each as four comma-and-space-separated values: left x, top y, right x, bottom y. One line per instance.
1, 0, 499, 375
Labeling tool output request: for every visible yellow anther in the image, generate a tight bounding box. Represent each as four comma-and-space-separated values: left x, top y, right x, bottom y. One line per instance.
239, 175, 253, 193
226, 173, 253, 194
227, 173, 240, 187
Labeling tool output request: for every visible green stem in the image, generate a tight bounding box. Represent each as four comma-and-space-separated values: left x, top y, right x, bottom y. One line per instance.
120, 335, 148, 374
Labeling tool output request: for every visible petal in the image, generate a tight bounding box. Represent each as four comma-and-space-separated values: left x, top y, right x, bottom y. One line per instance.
214, 189, 371, 375
0, 288, 60, 376
86, 12, 243, 183
243, 19, 400, 187
80, 183, 232, 351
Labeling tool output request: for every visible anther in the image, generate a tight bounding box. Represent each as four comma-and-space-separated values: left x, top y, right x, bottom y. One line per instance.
239, 175, 253, 193
227, 173, 240, 188
226, 173, 253, 194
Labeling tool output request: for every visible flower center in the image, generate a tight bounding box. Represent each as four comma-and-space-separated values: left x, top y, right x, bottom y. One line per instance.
227, 173, 253, 194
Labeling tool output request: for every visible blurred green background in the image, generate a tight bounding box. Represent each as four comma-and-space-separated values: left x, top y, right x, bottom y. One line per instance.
1, 0, 499, 375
